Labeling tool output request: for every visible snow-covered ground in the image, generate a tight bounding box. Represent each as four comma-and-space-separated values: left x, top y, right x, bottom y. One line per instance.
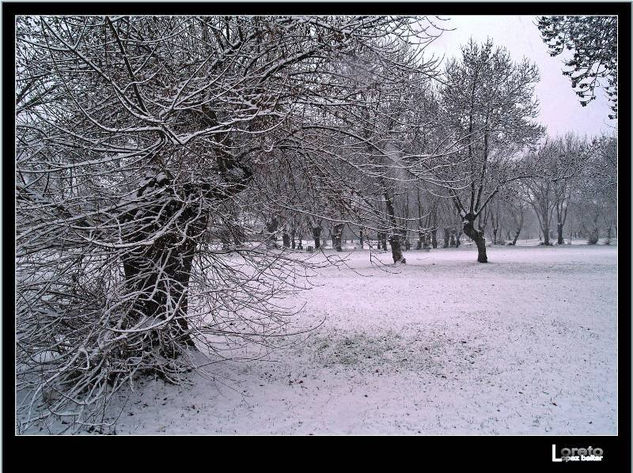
89, 243, 617, 436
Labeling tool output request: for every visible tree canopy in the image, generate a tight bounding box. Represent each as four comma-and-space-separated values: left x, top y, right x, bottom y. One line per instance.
537, 15, 618, 119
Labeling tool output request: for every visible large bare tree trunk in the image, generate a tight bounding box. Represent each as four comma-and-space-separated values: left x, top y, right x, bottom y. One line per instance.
122, 237, 198, 353
120, 179, 208, 354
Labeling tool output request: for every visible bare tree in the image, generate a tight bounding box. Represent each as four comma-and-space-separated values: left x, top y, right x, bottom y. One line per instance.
523, 134, 589, 245
427, 39, 543, 262
571, 135, 617, 244
16, 15, 444, 432
500, 182, 527, 245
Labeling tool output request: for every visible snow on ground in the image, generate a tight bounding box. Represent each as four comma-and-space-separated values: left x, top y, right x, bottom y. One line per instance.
69, 244, 623, 434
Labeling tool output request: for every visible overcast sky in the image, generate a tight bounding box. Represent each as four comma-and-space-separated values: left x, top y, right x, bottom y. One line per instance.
423, 15, 617, 139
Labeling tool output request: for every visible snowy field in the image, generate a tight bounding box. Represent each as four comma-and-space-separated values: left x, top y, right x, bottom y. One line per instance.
85, 242, 617, 436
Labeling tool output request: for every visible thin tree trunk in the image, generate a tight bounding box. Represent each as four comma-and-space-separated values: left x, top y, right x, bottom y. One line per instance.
511, 230, 520, 246
333, 223, 344, 252
384, 192, 405, 263
379, 232, 387, 251
557, 222, 564, 245
416, 188, 424, 250
542, 221, 551, 245
510, 210, 523, 246
312, 226, 321, 249
389, 234, 405, 263
266, 217, 279, 248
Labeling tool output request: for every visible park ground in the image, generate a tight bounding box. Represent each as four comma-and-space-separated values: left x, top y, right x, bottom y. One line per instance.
99, 241, 618, 435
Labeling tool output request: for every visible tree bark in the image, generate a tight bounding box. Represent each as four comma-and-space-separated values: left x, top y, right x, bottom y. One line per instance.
122, 235, 198, 353
422, 233, 430, 249
383, 192, 405, 264
389, 234, 405, 263
542, 221, 551, 245
510, 210, 523, 246
332, 223, 344, 252
557, 222, 564, 245
312, 226, 321, 249
120, 178, 209, 355
375, 232, 384, 250
462, 214, 487, 263
265, 217, 279, 248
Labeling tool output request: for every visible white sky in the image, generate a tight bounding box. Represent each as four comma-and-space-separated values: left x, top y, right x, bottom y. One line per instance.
423, 15, 618, 139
